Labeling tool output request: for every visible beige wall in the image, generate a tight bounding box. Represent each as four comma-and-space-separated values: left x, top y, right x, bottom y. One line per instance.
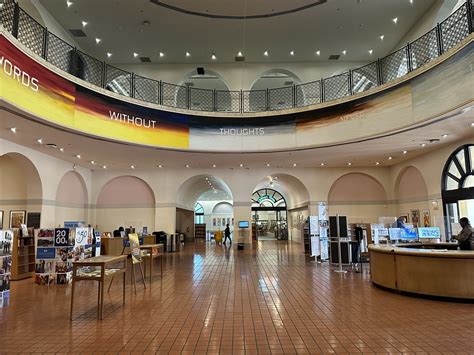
1, 137, 472, 239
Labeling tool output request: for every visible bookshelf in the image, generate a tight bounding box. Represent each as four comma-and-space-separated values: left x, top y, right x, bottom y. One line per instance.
11, 229, 35, 280
194, 224, 206, 241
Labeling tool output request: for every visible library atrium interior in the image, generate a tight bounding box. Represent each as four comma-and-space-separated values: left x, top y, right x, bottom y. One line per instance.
0, 0, 473, 353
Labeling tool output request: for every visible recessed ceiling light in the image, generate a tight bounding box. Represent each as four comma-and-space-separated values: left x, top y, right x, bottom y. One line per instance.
95, 38, 101, 44
379, 34, 385, 40
9, 127, 16, 133
368, 49, 373, 55
376, 162, 380, 166
442, 134, 448, 138
347, 162, 352, 166
263, 50, 269, 56
107, 52, 112, 58
59, 148, 64, 152
409, 0, 413, 4
237, 51, 243, 57
293, 163, 297, 167
320, 163, 325, 166
239, 163, 244, 167
388, 156, 393, 160
392, 17, 398, 24
76, 154, 81, 159
342, 50, 347, 55
205, 177, 209, 180
185, 164, 190, 168
266, 163, 270, 167
159, 52, 165, 57
471, 122, 474, 127
102, 165, 107, 169
185, 51, 191, 57
211, 53, 217, 60
158, 164, 163, 168
212, 164, 216, 168
37, 138, 43, 144
316, 50, 321, 56
66, 0, 73, 7
130, 165, 135, 169
290, 50, 295, 56
403, 150, 408, 154
81, 21, 88, 27
421, 143, 426, 147
133, 52, 138, 58
90, 160, 96, 165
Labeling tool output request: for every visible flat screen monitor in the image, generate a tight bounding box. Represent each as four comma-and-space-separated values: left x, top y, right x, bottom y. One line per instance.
238, 221, 249, 228
400, 227, 418, 240
418, 227, 441, 239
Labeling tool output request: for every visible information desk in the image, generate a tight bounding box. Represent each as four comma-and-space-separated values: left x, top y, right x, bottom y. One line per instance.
70, 255, 127, 320
369, 244, 474, 299
139, 243, 164, 286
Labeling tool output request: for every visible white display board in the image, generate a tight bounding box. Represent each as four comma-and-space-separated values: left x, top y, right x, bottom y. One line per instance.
309, 216, 319, 236
310, 236, 320, 257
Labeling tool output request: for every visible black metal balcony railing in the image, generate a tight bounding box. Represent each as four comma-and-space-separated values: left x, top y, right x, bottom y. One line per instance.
1, 0, 473, 114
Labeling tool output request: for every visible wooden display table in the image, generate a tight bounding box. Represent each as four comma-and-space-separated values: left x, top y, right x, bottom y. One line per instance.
369, 244, 474, 299
139, 244, 164, 286
70, 255, 127, 320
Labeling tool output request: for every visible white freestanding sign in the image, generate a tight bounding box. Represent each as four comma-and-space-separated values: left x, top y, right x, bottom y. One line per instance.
310, 236, 320, 257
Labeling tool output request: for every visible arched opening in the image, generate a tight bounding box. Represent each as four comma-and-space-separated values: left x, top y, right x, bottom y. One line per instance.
0, 153, 43, 229
328, 173, 388, 223
394, 166, 429, 228
442, 144, 474, 238
174, 69, 232, 111
176, 175, 233, 242
55, 171, 88, 227
250, 69, 303, 111
96, 176, 155, 233
252, 173, 310, 243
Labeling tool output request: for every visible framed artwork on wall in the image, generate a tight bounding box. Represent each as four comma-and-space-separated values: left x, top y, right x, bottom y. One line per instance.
9, 210, 26, 229
410, 209, 420, 227
0, 210, 3, 229
212, 218, 216, 227
400, 213, 409, 223
27, 212, 41, 229
422, 209, 430, 227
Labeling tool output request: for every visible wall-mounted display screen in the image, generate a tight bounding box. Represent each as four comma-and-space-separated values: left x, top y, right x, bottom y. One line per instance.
238, 221, 249, 228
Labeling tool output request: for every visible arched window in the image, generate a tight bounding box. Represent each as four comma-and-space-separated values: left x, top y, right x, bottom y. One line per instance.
442, 145, 474, 191
195, 202, 205, 224
442, 144, 474, 238
251, 188, 286, 208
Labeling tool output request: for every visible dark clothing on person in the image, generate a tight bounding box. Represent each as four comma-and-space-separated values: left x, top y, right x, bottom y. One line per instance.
223, 226, 232, 244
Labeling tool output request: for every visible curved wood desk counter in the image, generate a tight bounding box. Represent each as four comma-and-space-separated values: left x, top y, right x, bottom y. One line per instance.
369, 244, 474, 299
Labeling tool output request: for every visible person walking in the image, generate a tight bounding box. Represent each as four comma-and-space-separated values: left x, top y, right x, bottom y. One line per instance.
223, 224, 232, 245
453, 217, 473, 250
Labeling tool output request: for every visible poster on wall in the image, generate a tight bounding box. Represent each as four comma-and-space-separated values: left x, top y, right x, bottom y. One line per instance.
9, 210, 25, 229
410, 209, 420, 227
213, 218, 216, 227
422, 209, 430, 227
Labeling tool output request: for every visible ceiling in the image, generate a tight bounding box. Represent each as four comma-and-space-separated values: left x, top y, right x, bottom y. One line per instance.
38, 0, 438, 64
1, 104, 473, 170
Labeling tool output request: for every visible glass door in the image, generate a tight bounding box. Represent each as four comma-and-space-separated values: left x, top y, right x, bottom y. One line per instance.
445, 202, 459, 240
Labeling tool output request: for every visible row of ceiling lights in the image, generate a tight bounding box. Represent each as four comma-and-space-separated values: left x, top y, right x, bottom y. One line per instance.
65, 0, 407, 60
8, 126, 468, 169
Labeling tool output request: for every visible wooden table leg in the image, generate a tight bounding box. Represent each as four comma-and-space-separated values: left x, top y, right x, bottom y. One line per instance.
160, 254, 163, 278
100, 266, 105, 320
123, 268, 126, 305
150, 256, 153, 287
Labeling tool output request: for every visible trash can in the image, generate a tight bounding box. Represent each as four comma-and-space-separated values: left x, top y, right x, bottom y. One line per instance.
237, 243, 245, 250
177, 233, 185, 251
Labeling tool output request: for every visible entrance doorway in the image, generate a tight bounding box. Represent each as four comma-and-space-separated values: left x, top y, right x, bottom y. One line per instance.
251, 188, 288, 240
442, 144, 474, 238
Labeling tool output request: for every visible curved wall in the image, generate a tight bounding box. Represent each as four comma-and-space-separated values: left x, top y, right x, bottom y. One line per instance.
1, 31, 472, 152
55, 171, 88, 225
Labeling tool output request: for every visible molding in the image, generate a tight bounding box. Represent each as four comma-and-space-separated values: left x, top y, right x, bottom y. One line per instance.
149, 0, 327, 20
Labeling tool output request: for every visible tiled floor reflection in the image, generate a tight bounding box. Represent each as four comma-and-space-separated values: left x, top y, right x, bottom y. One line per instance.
1, 241, 474, 354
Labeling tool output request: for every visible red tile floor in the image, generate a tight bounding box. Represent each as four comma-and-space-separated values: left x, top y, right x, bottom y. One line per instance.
1, 241, 474, 354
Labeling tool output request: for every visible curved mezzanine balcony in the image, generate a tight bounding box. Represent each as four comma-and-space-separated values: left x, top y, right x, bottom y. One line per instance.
1, 0, 473, 116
